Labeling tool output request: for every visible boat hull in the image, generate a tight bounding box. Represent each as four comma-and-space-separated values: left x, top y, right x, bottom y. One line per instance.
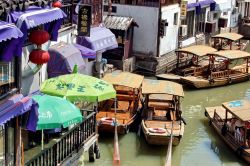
181, 74, 249, 89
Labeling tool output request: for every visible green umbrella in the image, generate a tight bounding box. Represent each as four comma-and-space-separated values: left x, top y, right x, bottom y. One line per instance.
40, 73, 116, 102
32, 94, 83, 150
32, 94, 83, 130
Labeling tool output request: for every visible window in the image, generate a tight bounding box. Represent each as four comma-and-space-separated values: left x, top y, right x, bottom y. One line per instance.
182, 10, 195, 37
0, 59, 17, 97
213, 13, 218, 19
0, 126, 5, 166
103, 5, 117, 13
196, 8, 206, 33
174, 12, 178, 25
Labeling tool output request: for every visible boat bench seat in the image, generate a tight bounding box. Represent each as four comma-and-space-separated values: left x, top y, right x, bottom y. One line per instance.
148, 102, 173, 110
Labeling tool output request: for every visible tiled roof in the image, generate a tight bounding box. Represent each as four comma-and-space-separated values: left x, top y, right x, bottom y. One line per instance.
103, 15, 134, 31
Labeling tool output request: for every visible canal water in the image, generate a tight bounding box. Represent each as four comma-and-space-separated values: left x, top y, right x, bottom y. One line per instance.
85, 46, 250, 166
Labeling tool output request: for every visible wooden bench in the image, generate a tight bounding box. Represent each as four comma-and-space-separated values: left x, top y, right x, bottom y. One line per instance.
148, 102, 173, 110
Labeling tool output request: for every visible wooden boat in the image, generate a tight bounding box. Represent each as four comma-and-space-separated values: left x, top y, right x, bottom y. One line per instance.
96, 71, 144, 134
141, 79, 185, 145
211, 32, 249, 51
181, 50, 250, 89
205, 100, 250, 164
174, 45, 217, 76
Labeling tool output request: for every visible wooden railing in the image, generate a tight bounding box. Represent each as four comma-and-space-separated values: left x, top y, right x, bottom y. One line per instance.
25, 111, 96, 166
212, 112, 224, 129
211, 70, 231, 79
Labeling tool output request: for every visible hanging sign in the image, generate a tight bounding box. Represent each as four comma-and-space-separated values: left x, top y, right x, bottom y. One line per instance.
180, 0, 188, 20
77, 5, 92, 37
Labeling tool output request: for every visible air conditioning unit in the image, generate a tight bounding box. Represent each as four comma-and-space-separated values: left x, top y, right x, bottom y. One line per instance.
179, 25, 187, 37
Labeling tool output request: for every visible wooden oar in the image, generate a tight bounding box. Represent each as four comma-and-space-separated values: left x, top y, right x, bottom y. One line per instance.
165, 121, 174, 166
113, 98, 120, 166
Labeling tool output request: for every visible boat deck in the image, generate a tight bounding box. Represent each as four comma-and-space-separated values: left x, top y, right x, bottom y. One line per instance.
144, 120, 181, 135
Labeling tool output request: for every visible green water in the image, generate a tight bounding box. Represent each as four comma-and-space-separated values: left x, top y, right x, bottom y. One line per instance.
85, 47, 250, 166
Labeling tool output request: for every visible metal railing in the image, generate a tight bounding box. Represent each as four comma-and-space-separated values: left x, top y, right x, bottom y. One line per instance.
25, 111, 96, 166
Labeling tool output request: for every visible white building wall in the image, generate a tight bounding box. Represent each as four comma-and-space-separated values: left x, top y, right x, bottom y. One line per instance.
21, 28, 94, 96
103, 4, 159, 56
159, 4, 180, 56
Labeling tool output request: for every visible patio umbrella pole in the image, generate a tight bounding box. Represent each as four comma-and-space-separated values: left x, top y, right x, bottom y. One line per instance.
113, 98, 120, 166
42, 129, 44, 150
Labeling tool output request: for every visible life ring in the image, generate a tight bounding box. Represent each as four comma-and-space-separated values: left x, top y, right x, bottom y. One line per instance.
148, 128, 167, 134
100, 117, 114, 124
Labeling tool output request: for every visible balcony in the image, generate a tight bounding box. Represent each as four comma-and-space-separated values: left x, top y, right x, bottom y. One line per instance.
25, 110, 98, 166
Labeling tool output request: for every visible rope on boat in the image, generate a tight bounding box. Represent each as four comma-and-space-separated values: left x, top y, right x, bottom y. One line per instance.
165, 121, 174, 166
113, 98, 120, 166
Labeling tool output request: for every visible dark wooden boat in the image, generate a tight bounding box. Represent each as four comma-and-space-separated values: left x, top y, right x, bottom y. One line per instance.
141, 79, 185, 145
96, 71, 144, 134
211, 32, 249, 51
205, 100, 250, 164
181, 50, 250, 88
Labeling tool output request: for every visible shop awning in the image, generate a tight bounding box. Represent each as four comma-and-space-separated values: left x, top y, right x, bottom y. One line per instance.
199, 0, 216, 11
73, 43, 96, 59
0, 94, 38, 126
7, 6, 66, 41
47, 42, 86, 78
188, 0, 216, 13
0, 21, 23, 61
77, 27, 118, 52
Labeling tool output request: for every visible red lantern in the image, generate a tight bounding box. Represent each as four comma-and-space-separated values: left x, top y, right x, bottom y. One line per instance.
29, 30, 50, 45
52, 1, 62, 8
29, 49, 50, 65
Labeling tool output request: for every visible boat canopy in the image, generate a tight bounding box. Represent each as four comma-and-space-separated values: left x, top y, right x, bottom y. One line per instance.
176, 45, 217, 57
209, 50, 250, 60
222, 100, 250, 121
142, 79, 184, 97
102, 70, 144, 89
212, 33, 243, 41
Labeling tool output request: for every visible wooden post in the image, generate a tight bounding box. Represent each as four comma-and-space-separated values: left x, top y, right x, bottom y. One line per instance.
176, 52, 180, 69
246, 58, 249, 73
113, 98, 120, 166
196, 55, 198, 66
244, 126, 247, 147
230, 41, 232, 50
